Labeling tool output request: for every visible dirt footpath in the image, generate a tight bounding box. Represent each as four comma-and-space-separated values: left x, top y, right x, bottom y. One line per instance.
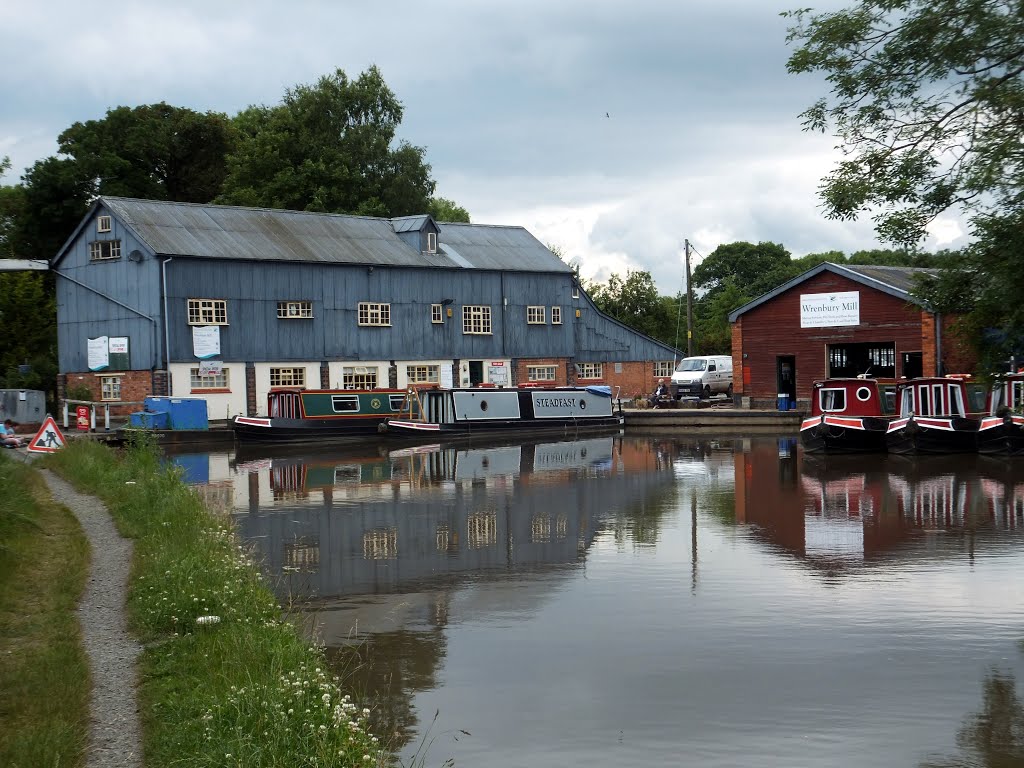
15, 447, 144, 768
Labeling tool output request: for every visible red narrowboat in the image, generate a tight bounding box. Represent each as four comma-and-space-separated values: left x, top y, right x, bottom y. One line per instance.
978, 373, 1024, 456
885, 377, 983, 454
799, 378, 894, 454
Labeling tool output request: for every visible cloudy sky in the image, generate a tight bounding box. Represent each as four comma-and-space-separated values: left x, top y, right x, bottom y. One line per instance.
0, 0, 968, 293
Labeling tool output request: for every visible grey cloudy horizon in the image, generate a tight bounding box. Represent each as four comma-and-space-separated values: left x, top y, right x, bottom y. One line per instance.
0, 0, 969, 294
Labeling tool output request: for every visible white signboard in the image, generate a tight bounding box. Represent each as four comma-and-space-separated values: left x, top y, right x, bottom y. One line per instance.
800, 291, 860, 328
192, 326, 221, 359
87, 336, 109, 371
439, 364, 454, 390
199, 360, 224, 376
487, 362, 508, 386
108, 337, 129, 354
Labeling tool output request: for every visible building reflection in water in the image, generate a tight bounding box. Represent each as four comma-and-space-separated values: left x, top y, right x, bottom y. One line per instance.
733, 439, 1024, 573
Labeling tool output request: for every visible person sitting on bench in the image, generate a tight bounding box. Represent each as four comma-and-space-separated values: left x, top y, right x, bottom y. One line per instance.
649, 379, 673, 407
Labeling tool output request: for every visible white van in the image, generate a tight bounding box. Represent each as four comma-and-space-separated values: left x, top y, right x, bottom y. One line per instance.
671, 355, 733, 399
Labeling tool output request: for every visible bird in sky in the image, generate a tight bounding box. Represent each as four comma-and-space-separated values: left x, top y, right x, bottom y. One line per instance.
605, 112, 610, 118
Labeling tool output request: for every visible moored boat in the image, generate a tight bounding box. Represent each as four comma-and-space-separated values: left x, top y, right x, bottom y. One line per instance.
233, 388, 412, 444
382, 384, 623, 439
978, 373, 1024, 456
799, 378, 894, 454
885, 377, 980, 454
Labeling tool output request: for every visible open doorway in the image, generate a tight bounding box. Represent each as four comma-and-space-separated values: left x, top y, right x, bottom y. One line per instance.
467, 360, 484, 386
901, 351, 922, 379
776, 355, 796, 407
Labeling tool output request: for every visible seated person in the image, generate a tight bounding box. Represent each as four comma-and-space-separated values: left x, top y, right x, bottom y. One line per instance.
649, 379, 673, 407
3, 419, 24, 448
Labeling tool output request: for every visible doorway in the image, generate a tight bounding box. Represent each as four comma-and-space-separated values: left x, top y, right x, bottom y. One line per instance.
901, 351, 922, 379
468, 360, 484, 386
776, 355, 796, 405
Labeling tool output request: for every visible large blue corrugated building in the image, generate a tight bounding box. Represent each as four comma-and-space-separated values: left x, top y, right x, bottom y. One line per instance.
52, 198, 678, 418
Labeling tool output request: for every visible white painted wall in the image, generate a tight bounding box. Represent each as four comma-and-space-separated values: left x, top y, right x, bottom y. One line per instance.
325, 360, 390, 390
169, 362, 247, 421
253, 362, 320, 416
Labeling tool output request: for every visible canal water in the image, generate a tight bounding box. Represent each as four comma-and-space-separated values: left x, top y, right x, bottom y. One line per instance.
171, 435, 1024, 767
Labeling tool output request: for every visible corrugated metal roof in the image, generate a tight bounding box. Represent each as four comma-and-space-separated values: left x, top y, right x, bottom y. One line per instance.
437, 222, 571, 273
391, 215, 432, 233
97, 198, 570, 273
728, 262, 938, 322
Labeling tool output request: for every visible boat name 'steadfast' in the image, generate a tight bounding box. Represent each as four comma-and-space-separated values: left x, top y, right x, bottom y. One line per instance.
535, 397, 578, 407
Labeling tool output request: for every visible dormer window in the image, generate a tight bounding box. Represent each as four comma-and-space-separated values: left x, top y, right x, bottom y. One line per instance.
97, 215, 112, 233
427, 232, 437, 253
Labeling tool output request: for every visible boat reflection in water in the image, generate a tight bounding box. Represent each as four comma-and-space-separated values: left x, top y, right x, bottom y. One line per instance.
734, 440, 1024, 570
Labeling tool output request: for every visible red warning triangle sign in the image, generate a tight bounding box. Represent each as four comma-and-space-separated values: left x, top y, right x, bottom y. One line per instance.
27, 416, 67, 453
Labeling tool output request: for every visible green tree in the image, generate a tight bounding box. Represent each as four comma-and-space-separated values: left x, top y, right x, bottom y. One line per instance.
785, 0, 1024, 366
218, 66, 438, 217
427, 197, 470, 223
59, 103, 237, 203
691, 241, 796, 303
588, 270, 676, 345
0, 271, 57, 399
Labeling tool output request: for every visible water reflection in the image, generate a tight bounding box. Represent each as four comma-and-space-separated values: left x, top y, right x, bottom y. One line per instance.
171, 436, 1024, 767
921, 668, 1024, 767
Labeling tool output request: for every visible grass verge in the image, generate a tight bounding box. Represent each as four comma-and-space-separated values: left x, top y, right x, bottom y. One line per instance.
0, 452, 90, 768
46, 436, 386, 767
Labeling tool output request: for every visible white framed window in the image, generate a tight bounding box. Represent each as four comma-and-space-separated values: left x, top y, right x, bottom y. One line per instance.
431, 304, 443, 324
819, 388, 847, 412
342, 366, 378, 389
463, 305, 492, 335
527, 306, 546, 324
269, 367, 305, 388
427, 232, 437, 253
97, 215, 112, 233
188, 299, 228, 325
358, 302, 391, 326
576, 362, 603, 380
654, 361, 674, 378
528, 365, 557, 381
190, 368, 229, 389
572, 284, 580, 299
406, 364, 439, 384
277, 301, 313, 319
89, 240, 121, 261
331, 394, 360, 413
99, 375, 121, 401
190, 368, 229, 390
551, 306, 562, 325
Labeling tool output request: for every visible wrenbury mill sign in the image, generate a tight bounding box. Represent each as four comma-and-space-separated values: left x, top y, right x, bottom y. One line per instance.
799, 291, 860, 328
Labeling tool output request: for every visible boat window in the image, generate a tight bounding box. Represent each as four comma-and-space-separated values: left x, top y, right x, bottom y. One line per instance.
880, 386, 896, 415
932, 383, 945, 415
270, 394, 280, 417
1012, 380, 1024, 409
855, 386, 872, 402
389, 394, 407, 411
901, 387, 915, 416
950, 385, 966, 417
819, 388, 846, 412
331, 395, 360, 413
965, 384, 987, 413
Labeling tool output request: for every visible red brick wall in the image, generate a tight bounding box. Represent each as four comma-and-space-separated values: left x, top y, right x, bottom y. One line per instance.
513, 358, 671, 400
60, 370, 159, 417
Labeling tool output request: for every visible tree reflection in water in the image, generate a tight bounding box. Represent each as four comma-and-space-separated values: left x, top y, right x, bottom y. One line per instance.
922, 667, 1024, 768
324, 627, 447, 754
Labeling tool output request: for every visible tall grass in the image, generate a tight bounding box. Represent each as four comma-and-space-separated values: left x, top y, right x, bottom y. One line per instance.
47, 436, 387, 767
0, 453, 90, 768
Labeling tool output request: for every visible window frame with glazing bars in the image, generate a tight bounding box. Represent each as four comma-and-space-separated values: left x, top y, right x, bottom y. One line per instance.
462, 305, 492, 335
188, 298, 228, 325
358, 302, 391, 327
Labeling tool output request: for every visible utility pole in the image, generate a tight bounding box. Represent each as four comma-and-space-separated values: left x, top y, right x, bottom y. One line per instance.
685, 239, 694, 357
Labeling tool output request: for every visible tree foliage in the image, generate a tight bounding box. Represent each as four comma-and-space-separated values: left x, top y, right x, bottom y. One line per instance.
691, 241, 794, 303
587, 270, 677, 346
427, 197, 471, 223
0, 271, 57, 398
218, 66, 436, 217
785, 0, 1024, 365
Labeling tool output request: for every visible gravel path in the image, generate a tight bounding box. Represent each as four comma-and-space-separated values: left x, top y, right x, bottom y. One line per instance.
39, 467, 144, 768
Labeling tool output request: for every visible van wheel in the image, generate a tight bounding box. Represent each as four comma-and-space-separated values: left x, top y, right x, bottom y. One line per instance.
703, 385, 711, 400
727, 383, 733, 397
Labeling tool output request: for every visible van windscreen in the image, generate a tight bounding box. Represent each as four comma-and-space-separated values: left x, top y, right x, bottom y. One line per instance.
676, 359, 706, 372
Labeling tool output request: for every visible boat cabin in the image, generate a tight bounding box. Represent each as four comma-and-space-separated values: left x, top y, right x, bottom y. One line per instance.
810, 378, 894, 418
895, 377, 982, 418
987, 373, 1024, 415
